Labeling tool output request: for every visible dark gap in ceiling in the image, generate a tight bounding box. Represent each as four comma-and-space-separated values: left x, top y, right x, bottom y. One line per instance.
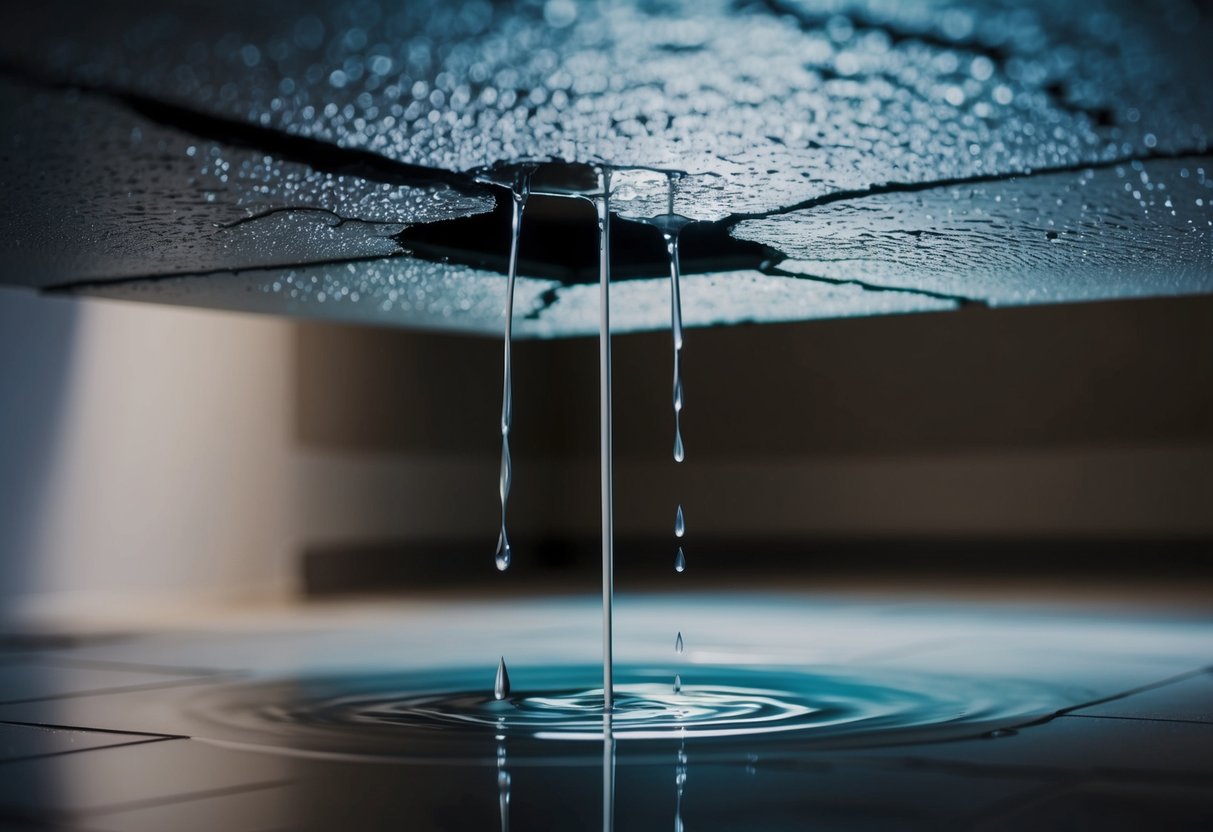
398, 192, 777, 284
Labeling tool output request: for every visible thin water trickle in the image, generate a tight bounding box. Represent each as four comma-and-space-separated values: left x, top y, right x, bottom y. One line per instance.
666, 229, 686, 464
675, 547, 686, 573
643, 174, 693, 465
597, 168, 615, 713
674, 505, 686, 539
496, 170, 531, 572
495, 657, 511, 701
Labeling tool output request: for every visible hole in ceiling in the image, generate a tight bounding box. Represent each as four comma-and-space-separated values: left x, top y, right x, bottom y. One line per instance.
398, 191, 775, 284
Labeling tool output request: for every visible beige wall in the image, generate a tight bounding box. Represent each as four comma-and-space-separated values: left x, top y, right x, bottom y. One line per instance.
0, 289, 295, 623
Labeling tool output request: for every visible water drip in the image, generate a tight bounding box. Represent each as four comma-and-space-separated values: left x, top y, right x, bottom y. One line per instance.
495, 657, 511, 701
495, 168, 531, 572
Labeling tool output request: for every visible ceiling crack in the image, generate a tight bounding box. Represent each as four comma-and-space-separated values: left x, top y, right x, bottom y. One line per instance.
723, 149, 1213, 230
761, 262, 986, 308
210, 206, 406, 234
0, 58, 493, 201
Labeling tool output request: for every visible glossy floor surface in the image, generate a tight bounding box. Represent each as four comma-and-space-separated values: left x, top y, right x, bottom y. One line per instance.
0, 592, 1210, 830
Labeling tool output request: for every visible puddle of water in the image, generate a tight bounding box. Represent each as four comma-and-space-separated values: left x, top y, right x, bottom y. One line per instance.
181, 664, 1066, 764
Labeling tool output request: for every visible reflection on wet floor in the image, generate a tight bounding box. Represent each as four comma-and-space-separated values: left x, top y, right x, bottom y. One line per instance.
0, 593, 1210, 830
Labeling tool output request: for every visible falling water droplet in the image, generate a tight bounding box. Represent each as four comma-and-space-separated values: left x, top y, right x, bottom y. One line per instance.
495, 532, 511, 572
673, 424, 684, 463
494, 657, 511, 700
675, 631, 684, 653
673, 674, 682, 694
674, 505, 685, 538
675, 547, 686, 573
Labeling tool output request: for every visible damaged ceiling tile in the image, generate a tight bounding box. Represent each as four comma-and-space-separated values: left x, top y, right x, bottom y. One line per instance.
0, 0, 1211, 334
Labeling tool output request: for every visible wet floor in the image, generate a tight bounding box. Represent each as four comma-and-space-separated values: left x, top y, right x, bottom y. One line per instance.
1, 592, 1210, 830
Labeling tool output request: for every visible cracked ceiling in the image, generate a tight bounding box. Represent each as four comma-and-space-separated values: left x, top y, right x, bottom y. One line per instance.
0, 0, 1210, 337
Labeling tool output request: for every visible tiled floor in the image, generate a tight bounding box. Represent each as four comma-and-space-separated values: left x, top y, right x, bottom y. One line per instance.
0, 593, 1209, 830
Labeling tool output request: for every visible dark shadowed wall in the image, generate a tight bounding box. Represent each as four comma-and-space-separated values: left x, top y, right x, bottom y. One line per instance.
294, 294, 1213, 591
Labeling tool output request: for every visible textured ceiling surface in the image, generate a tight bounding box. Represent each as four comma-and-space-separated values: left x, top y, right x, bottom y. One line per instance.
0, 0, 1210, 336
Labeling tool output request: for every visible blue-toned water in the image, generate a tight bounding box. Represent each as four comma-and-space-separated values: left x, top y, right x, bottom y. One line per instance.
183, 663, 1065, 762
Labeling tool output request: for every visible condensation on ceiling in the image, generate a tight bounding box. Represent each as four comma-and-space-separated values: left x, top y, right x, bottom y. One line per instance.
0, 0, 1210, 336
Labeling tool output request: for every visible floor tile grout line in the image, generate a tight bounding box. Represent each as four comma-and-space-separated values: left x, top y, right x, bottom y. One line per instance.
1011, 667, 1212, 730
1064, 712, 1213, 727
0, 719, 187, 740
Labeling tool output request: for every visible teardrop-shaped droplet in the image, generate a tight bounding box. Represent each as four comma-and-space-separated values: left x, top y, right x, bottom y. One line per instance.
673, 423, 685, 463
674, 547, 686, 573
675, 631, 684, 653
494, 656, 511, 700
674, 504, 685, 538
673, 674, 682, 695
495, 532, 511, 572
